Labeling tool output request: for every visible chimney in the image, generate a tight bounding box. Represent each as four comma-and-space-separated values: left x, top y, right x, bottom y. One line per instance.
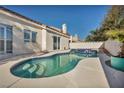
74, 34, 79, 41
62, 24, 67, 34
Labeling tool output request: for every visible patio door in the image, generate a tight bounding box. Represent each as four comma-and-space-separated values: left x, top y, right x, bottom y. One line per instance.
53, 36, 57, 50
53, 36, 61, 50
0, 24, 13, 54
0, 25, 6, 54
58, 37, 60, 50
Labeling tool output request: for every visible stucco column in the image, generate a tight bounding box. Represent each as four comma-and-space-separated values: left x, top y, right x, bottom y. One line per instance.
41, 25, 47, 51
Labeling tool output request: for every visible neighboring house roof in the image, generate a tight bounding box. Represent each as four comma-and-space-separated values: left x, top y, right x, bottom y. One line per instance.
0, 6, 70, 38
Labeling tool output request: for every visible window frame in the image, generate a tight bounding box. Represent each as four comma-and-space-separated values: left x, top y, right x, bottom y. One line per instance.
0, 25, 6, 54
6, 26, 13, 53
32, 31, 37, 43
24, 29, 37, 43
24, 29, 31, 43
0, 24, 13, 54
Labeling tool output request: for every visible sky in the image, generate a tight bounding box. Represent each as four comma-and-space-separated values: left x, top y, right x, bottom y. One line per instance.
3, 5, 110, 40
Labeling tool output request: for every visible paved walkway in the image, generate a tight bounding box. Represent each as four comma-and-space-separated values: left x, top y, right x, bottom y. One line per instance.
99, 52, 124, 88
0, 51, 109, 88
0, 52, 45, 65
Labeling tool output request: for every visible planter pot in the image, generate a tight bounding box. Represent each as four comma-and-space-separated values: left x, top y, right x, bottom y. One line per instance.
111, 56, 124, 71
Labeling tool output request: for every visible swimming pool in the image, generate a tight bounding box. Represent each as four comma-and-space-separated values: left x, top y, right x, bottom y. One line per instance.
11, 50, 97, 78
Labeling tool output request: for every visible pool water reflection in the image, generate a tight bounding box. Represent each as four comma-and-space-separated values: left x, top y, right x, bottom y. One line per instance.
11, 50, 97, 78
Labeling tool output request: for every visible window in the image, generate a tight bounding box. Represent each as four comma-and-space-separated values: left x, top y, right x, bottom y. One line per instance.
0, 26, 5, 53
24, 30, 37, 43
0, 25, 13, 54
32, 32, 37, 43
24, 30, 31, 42
6, 41, 12, 53
6, 26, 12, 40
6, 26, 13, 53
0, 27, 4, 39
0, 40, 4, 53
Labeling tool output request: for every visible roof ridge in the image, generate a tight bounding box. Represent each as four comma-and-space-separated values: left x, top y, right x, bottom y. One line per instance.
0, 6, 43, 26
0, 6, 70, 36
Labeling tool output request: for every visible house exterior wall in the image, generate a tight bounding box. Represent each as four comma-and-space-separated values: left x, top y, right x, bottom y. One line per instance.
60, 36, 69, 50
45, 30, 69, 51
0, 11, 43, 60
0, 10, 70, 60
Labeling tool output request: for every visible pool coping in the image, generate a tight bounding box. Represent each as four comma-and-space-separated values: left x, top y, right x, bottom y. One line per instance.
0, 50, 109, 88
99, 52, 124, 88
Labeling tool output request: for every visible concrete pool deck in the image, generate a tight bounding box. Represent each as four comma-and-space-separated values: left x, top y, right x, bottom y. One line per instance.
99, 52, 124, 88
0, 50, 109, 88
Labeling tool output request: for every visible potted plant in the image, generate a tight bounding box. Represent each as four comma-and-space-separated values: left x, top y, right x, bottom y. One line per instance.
106, 29, 124, 71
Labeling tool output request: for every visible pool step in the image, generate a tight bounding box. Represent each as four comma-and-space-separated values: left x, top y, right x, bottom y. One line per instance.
35, 64, 45, 76
28, 64, 37, 73
22, 64, 31, 70
25, 63, 45, 76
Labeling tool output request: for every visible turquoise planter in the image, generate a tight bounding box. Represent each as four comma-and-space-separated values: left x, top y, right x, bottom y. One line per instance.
111, 56, 124, 71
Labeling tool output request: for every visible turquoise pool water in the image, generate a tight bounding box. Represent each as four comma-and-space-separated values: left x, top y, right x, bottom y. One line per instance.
11, 50, 97, 78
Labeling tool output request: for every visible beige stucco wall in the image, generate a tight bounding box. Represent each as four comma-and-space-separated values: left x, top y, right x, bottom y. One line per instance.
60, 36, 69, 50
0, 12, 43, 60
45, 30, 69, 51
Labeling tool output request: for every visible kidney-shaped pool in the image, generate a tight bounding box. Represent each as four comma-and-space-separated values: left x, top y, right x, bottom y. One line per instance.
11, 50, 97, 78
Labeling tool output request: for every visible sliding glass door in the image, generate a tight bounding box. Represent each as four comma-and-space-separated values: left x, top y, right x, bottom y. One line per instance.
58, 37, 60, 50
53, 36, 60, 50
0, 24, 13, 54
53, 36, 57, 50
0, 26, 5, 54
